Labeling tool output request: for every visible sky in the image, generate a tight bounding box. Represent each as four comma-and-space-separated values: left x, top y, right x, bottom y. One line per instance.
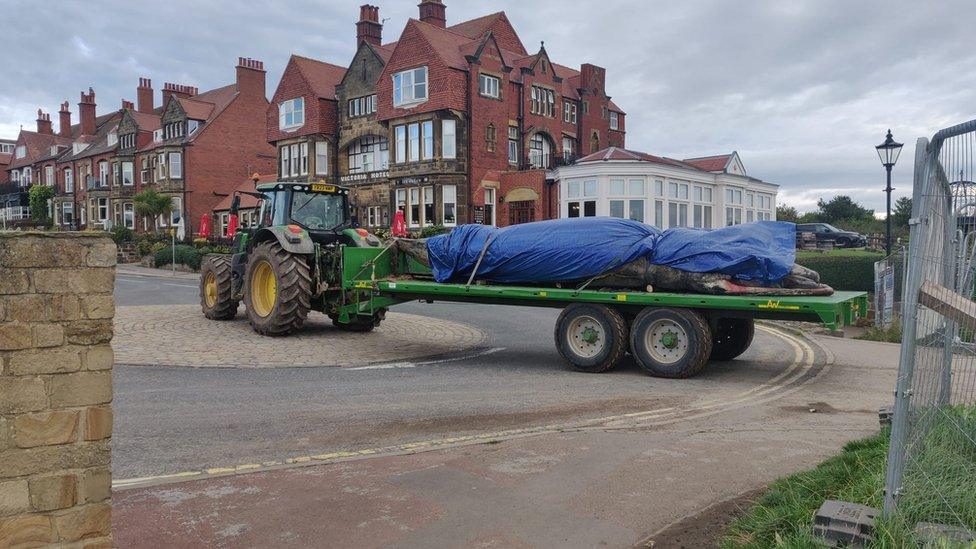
3, 0, 975, 213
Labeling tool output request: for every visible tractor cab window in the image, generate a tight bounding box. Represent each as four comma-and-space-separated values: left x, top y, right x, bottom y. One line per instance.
257, 191, 286, 227
289, 191, 344, 231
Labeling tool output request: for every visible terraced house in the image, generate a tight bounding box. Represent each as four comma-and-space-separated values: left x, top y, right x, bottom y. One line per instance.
266, 0, 626, 230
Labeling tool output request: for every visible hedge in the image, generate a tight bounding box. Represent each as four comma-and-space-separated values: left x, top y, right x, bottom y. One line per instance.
795, 251, 881, 292
154, 244, 202, 270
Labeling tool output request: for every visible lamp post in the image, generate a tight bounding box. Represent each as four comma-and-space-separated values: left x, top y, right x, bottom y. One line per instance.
876, 129, 904, 256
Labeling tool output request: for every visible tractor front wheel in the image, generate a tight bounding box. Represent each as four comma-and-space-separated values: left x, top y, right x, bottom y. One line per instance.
243, 240, 312, 336
200, 255, 238, 320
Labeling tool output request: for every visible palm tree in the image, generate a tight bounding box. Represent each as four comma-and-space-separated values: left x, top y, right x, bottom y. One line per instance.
133, 188, 173, 232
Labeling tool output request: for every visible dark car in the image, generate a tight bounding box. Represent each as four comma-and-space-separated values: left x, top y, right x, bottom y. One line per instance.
795, 223, 866, 248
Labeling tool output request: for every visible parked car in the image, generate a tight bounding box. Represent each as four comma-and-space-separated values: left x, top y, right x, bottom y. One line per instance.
795, 223, 867, 248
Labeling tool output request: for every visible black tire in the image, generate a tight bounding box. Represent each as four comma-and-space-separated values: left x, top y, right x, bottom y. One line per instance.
331, 309, 387, 333
553, 304, 628, 373
243, 240, 312, 336
630, 308, 712, 378
200, 255, 238, 320
709, 318, 755, 361
835, 237, 848, 248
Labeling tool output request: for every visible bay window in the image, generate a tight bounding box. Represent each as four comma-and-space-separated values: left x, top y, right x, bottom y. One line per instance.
122, 162, 134, 186
98, 162, 109, 187
408, 123, 420, 162
64, 169, 73, 193
348, 136, 389, 173
409, 187, 420, 227
393, 66, 428, 107
422, 120, 433, 159
123, 202, 134, 229
423, 186, 434, 226
395, 126, 406, 163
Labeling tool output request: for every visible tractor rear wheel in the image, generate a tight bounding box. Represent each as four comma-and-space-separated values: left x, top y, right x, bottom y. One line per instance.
200, 255, 238, 320
243, 240, 312, 336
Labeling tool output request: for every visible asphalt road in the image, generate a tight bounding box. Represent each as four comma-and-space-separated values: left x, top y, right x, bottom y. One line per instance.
112, 272, 804, 480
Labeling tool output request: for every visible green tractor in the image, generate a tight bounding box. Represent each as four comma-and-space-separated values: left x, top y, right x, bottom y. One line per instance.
199, 181, 385, 336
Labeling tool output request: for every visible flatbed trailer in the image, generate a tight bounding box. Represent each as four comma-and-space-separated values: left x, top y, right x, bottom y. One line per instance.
333, 246, 867, 378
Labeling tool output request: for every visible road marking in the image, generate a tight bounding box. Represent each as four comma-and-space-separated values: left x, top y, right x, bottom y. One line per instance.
112, 327, 817, 490
347, 347, 506, 370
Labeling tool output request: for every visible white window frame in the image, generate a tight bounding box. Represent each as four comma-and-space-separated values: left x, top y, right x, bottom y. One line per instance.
609, 111, 619, 130
123, 202, 134, 229
393, 66, 428, 107
563, 101, 577, 124
394, 126, 407, 164
442, 119, 456, 159
169, 152, 182, 179
478, 74, 500, 98
14, 145, 26, 159
315, 141, 329, 176
171, 196, 183, 226
443, 184, 457, 227
484, 188, 496, 226
64, 168, 73, 193
508, 126, 519, 164
45, 166, 54, 186
279, 97, 305, 130
61, 202, 74, 225
122, 161, 134, 186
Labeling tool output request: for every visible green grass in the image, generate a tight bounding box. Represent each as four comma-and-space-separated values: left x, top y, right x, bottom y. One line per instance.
723, 406, 976, 548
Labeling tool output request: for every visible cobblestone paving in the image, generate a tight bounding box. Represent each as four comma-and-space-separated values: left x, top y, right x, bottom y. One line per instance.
114, 305, 488, 368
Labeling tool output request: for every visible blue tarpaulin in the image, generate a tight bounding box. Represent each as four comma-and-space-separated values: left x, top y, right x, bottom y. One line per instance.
426, 218, 796, 286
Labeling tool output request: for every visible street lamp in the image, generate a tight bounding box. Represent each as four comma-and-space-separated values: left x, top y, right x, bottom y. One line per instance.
876, 129, 904, 256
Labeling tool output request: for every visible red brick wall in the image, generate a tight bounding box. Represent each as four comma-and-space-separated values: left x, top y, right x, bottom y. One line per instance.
187, 93, 274, 235
498, 169, 551, 225
376, 21, 467, 121
267, 58, 338, 143
468, 37, 515, 222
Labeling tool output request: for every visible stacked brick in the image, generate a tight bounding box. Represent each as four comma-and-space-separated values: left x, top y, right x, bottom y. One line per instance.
0, 232, 115, 548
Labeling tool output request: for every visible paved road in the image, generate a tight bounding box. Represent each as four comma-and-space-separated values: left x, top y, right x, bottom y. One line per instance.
113, 273, 802, 480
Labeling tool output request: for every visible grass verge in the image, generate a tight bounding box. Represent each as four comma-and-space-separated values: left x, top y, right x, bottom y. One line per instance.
722, 406, 976, 548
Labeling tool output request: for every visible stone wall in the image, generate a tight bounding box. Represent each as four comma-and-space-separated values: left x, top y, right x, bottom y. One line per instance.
0, 232, 115, 548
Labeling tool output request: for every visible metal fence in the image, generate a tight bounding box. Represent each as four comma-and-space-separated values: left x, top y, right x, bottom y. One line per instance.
883, 119, 976, 532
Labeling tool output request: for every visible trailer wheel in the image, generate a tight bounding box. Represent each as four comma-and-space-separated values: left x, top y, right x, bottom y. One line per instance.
710, 318, 755, 361
630, 308, 712, 378
200, 255, 238, 320
554, 304, 628, 373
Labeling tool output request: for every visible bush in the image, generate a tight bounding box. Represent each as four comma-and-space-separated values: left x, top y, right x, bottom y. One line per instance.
795, 250, 882, 292
154, 244, 202, 270
109, 226, 134, 245
192, 237, 209, 248
418, 224, 448, 238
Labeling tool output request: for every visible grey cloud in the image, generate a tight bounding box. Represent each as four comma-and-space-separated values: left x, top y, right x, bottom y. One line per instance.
4, 0, 974, 212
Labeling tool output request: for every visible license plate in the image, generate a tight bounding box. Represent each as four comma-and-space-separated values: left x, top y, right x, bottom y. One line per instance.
311, 184, 336, 193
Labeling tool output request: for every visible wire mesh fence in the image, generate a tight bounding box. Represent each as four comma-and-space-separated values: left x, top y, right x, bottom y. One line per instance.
883, 119, 976, 533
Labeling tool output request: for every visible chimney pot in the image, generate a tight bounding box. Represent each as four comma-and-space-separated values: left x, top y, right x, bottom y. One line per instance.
357, 4, 383, 46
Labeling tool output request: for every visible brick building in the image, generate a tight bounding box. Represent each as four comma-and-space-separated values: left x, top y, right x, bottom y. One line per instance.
266, 0, 626, 230
6, 58, 275, 235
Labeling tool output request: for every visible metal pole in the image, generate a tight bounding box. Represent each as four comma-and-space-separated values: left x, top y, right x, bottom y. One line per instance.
171, 228, 176, 277
886, 165, 893, 256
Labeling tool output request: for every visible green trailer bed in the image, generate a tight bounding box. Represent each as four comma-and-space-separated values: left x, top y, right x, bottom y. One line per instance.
336, 246, 867, 378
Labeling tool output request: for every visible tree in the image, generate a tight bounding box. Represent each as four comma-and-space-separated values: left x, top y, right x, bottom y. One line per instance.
775, 204, 799, 223
28, 184, 55, 228
816, 195, 873, 223
891, 197, 912, 228
133, 188, 173, 232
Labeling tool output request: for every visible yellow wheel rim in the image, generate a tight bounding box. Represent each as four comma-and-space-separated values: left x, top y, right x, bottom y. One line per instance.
204, 272, 218, 308
250, 260, 277, 318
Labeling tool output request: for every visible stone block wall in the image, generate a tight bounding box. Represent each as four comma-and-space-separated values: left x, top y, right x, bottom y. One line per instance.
0, 232, 115, 548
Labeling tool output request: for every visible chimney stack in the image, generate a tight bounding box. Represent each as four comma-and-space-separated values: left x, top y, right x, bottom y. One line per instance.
357, 5, 383, 46
122, 99, 135, 110
418, 0, 446, 28
580, 64, 606, 95
235, 57, 266, 98
36, 109, 53, 134
79, 88, 97, 136
162, 82, 198, 105
59, 101, 72, 137
137, 77, 154, 114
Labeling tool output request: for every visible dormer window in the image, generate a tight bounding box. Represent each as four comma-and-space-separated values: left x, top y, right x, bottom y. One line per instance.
153, 129, 162, 142
50, 145, 59, 155
120, 134, 135, 149
393, 67, 428, 107
72, 142, 87, 155
15, 145, 26, 159
163, 122, 185, 140
107, 130, 118, 147
187, 120, 201, 134
279, 98, 305, 130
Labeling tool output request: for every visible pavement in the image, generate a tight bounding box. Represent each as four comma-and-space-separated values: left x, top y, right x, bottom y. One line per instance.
109, 265, 901, 547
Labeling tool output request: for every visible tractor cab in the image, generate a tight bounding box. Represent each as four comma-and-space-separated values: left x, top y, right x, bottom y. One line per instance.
251, 182, 352, 246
